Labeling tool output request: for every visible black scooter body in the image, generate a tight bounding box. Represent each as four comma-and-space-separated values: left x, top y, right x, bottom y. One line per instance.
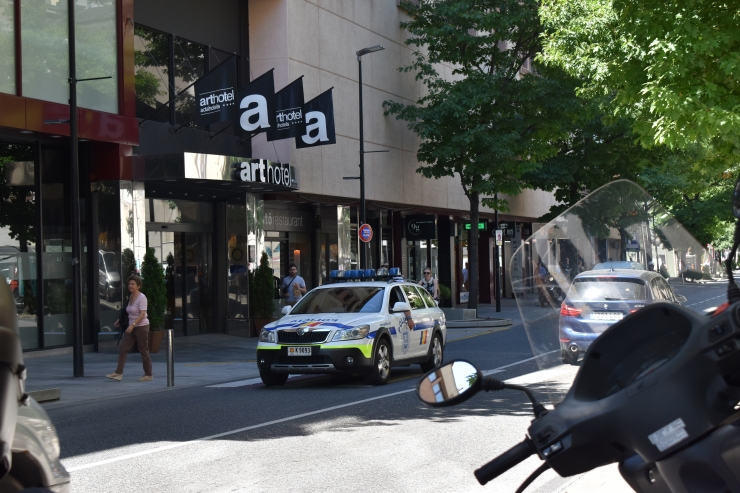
527, 302, 740, 482
620, 418, 740, 493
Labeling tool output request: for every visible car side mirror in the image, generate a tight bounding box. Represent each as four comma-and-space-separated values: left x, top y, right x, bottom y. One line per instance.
417, 360, 482, 407
676, 295, 687, 304
281, 305, 292, 316
392, 301, 411, 313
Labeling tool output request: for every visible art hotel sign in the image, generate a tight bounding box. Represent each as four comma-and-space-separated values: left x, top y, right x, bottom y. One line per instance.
231, 159, 294, 188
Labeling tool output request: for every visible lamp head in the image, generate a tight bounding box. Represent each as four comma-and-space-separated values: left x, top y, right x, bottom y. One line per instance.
356, 45, 384, 59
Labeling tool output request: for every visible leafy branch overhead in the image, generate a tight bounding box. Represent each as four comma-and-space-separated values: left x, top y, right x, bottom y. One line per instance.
385, 0, 574, 211
540, 0, 740, 153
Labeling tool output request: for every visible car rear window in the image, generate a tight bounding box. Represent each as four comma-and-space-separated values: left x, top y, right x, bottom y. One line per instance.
568, 278, 647, 301
290, 287, 385, 314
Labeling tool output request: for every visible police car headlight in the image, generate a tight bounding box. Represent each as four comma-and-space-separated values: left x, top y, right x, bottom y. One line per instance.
332, 325, 370, 341
259, 328, 276, 343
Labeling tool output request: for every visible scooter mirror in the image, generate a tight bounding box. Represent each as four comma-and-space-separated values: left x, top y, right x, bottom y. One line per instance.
416, 360, 482, 407
733, 174, 740, 219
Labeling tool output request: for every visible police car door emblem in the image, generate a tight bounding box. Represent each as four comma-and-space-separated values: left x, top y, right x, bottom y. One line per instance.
604, 303, 608, 310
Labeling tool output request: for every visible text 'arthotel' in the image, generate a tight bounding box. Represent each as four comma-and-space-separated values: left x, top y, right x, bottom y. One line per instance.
231, 159, 292, 187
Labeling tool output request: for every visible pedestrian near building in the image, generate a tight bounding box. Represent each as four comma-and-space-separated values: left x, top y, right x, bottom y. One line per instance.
281, 264, 306, 306
106, 275, 153, 382
462, 262, 469, 291
419, 267, 440, 303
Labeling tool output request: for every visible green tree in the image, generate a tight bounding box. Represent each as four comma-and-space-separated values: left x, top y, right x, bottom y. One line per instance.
140, 248, 166, 330
525, 79, 656, 220
385, 0, 572, 309
638, 150, 737, 248
540, 0, 740, 153
250, 252, 275, 319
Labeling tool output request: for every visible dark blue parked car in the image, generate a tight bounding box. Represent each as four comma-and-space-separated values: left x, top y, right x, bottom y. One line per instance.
559, 269, 686, 364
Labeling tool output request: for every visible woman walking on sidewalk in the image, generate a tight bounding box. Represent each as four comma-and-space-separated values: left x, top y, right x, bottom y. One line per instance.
106, 275, 153, 382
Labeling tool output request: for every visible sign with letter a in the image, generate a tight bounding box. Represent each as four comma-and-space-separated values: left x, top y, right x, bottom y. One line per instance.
236, 70, 276, 137
295, 88, 336, 148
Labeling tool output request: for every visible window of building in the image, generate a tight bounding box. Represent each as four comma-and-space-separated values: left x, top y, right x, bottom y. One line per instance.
0, 0, 14, 94
0, 142, 38, 349
173, 36, 207, 129
21, 0, 69, 105
19, 0, 117, 112
134, 24, 171, 123
134, 23, 240, 128
75, 0, 118, 113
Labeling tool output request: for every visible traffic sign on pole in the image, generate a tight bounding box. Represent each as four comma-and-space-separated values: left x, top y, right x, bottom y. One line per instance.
359, 223, 373, 243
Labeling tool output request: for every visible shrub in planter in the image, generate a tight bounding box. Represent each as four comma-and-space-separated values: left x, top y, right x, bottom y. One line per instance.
438, 283, 452, 307
250, 252, 276, 335
141, 248, 167, 352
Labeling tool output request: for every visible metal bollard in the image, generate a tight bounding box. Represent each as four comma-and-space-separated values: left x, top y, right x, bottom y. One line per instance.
166, 329, 174, 387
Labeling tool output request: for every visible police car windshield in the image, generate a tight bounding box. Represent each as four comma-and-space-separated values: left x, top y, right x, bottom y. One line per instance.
290, 286, 385, 314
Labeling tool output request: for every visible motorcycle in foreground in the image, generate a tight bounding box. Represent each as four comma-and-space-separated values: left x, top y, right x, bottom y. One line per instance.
0, 279, 70, 492
417, 180, 740, 492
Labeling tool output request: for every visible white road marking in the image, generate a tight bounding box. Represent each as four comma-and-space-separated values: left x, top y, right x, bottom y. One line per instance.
64, 353, 554, 473
684, 294, 726, 307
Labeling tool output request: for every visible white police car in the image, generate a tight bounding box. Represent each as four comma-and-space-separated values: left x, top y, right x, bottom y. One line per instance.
256, 270, 447, 386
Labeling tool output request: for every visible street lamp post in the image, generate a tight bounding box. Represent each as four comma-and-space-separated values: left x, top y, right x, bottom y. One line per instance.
356, 45, 384, 270
54, 0, 110, 376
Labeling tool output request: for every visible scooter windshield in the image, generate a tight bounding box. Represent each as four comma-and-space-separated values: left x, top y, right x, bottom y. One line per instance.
512, 180, 724, 406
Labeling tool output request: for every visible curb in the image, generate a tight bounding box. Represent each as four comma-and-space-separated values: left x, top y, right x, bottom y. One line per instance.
28, 388, 61, 403
447, 318, 512, 328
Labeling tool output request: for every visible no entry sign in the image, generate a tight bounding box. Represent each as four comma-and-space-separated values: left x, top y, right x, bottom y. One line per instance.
359, 223, 373, 243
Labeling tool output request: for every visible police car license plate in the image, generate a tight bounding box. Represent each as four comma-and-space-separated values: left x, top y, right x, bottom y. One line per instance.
590, 312, 623, 321
287, 346, 312, 356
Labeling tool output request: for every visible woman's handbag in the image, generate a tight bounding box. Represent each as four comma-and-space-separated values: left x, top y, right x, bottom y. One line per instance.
116, 305, 129, 346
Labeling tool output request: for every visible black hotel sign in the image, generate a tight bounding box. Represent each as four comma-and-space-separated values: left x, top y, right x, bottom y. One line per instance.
404, 215, 436, 239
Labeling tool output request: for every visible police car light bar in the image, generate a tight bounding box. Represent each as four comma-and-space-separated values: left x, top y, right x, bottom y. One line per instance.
328, 267, 402, 283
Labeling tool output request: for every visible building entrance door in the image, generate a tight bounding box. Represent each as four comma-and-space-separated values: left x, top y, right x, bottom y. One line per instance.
147, 230, 214, 336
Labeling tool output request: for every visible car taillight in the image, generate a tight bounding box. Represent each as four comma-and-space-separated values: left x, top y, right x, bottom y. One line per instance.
630, 309, 640, 314
560, 303, 583, 317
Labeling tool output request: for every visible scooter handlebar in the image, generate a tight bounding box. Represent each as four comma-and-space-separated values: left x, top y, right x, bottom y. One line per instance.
474, 437, 537, 485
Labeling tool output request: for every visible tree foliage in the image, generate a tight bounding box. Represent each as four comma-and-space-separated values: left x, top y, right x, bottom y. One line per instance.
540, 0, 740, 153
386, 0, 574, 308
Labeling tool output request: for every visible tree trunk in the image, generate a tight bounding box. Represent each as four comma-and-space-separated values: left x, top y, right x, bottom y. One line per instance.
468, 191, 479, 310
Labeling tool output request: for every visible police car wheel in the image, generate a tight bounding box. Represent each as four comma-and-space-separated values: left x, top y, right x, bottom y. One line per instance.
367, 339, 391, 385
260, 370, 289, 387
420, 334, 443, 373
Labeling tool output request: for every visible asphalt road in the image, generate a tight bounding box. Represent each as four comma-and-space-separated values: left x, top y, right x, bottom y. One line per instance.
49, 280, 726, 493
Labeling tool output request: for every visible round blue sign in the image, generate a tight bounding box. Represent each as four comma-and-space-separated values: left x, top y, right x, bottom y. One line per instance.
359, 224, 373, 243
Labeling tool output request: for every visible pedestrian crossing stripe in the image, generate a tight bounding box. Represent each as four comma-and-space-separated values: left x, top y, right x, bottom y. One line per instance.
419, 330, 427, 345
